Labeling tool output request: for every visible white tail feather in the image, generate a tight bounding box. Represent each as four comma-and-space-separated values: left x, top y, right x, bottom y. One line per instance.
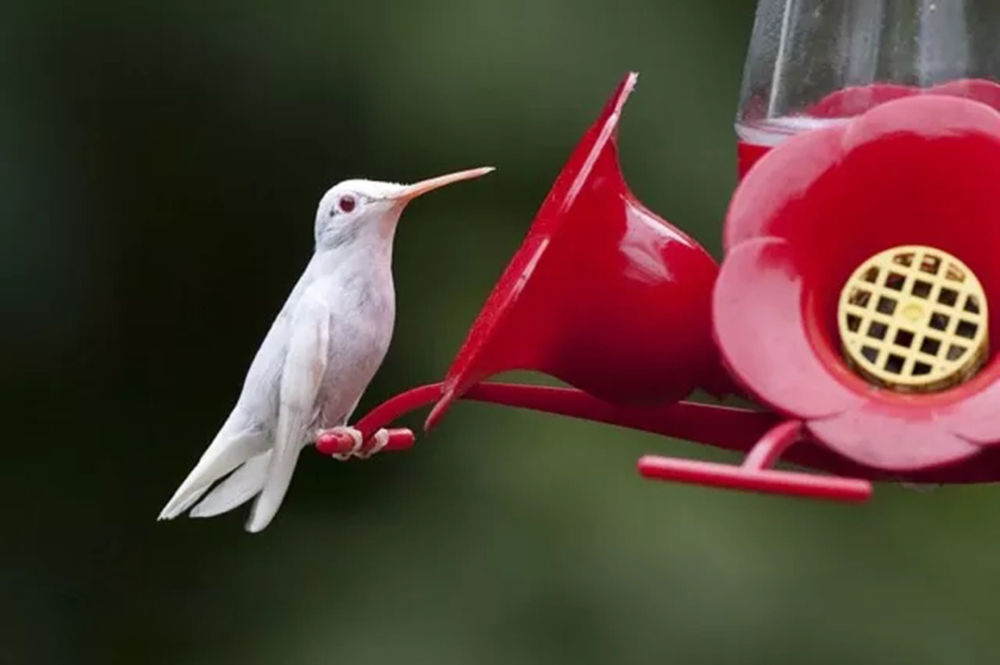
158, 427, 268, 520
190, 451, 272, 518
245, 444, 305, 533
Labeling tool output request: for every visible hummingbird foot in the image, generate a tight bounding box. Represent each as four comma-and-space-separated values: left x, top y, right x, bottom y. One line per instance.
323, 426, 363, 461
318, 426, 391, 460
355, 428, 390, 459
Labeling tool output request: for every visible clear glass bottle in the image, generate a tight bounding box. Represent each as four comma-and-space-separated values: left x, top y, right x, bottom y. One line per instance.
737, 0, 1000, 156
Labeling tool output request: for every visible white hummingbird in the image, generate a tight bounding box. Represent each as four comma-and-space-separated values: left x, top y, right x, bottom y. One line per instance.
158, 166, 493, 532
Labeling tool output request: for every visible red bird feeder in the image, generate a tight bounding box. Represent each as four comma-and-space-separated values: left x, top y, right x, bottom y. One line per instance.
319, 0, 1000, 504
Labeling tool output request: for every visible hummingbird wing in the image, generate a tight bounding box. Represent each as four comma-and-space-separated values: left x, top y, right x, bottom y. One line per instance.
246, 288, 331, 532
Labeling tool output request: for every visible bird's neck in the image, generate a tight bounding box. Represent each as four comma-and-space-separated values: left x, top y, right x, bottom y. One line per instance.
312, 231, 395, 279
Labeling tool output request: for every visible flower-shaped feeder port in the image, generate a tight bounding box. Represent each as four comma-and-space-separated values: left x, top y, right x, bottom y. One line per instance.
677, 93, 1000, 496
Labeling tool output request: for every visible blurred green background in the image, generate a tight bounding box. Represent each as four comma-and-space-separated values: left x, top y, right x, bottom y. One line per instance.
3, 1, 999, 663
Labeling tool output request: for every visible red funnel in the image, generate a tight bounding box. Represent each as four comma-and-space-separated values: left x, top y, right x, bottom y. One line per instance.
427, 73, 721, 429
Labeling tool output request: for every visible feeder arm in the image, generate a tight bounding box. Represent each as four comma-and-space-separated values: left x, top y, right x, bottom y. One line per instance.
316, 382, 879, 502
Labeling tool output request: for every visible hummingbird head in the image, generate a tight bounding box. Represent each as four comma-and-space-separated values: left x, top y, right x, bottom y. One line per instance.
314, 167, 494, 252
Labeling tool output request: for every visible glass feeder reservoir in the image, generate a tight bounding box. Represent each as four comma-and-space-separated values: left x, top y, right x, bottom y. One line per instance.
737, 0, 1000, 150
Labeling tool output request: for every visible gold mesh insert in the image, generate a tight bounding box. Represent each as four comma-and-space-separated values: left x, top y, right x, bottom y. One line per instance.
838, 245, 989, 392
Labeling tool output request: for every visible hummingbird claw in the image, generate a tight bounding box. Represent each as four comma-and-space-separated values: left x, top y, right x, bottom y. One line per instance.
356, 428, 390, 459
325, 426, 364, 461
317, 426, 392, 460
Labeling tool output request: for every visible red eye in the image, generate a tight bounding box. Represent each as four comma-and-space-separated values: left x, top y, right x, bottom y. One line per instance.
338, 195, 357, 213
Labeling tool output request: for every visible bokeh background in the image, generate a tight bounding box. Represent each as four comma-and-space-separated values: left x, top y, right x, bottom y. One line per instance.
3, 1, 999, 663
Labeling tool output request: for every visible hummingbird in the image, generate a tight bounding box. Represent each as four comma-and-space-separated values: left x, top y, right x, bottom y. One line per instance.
158, 166, 494, 532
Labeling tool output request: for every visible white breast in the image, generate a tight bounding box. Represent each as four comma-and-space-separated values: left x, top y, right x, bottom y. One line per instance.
309, 268, 395, 429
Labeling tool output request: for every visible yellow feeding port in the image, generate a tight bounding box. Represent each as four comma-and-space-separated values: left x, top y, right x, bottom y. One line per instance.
838, 245, 989, 393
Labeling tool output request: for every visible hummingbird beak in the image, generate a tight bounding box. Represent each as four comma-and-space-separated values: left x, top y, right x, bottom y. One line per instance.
391, 166, 495, 202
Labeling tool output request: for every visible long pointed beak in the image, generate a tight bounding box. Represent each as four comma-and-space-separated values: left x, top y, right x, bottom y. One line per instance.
392, 166, 495, 201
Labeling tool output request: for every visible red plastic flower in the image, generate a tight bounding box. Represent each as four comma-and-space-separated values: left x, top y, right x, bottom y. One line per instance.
715, 94, 1000, 472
